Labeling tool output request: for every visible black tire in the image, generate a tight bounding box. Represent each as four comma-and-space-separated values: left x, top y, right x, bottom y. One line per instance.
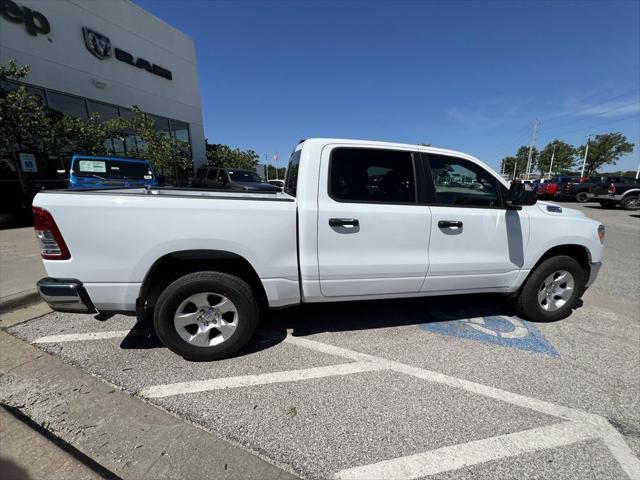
511, 255, 586, 322
620, 195, 640, 211
153, 271, 258, 361
575, 192, 590, 203
599, 201, 616, 209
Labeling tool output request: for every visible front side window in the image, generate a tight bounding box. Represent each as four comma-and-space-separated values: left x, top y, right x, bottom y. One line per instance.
428, 155, 501, 207
217, 170, 229, 182
329, 148, 416, 204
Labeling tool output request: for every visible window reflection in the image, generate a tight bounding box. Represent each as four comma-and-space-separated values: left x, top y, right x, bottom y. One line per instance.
47, 91, 88, 119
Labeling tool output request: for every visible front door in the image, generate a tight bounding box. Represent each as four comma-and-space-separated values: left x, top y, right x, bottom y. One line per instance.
317, 146, 431, 297
423, 153, 529, 292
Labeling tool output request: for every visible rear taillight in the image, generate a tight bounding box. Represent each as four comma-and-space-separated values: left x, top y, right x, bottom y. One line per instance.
608, 184, 616, 194
33, 207, 70, 260
598, 225, 605, 244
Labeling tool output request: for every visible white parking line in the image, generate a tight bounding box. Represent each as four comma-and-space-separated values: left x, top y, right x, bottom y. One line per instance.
335, 421, 596, 480
30, 327, 640, 479
281, 334, 640, 480
139, 361, 384, 398
32, 330, 137, 343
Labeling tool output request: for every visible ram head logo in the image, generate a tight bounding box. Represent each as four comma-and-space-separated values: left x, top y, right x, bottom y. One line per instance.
83, 27, 112, 60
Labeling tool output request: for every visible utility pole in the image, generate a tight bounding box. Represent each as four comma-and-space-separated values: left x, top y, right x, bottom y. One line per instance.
525, 118, 539, 180
635, 161, 639, 181
264, 154, 269, 181
547, 144, 556, 179
580, 135, 592, 178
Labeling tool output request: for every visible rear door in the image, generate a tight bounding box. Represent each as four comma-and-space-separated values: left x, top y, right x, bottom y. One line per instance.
317, 146, 431, 297
423, 153, 529, 292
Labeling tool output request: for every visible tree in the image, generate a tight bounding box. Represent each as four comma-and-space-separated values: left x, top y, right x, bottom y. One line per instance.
205, 141, 260, 170
114, 106, 193, 182
537, 140, 576, 177
500, 156, 518, 177
45, 111, 121, 157
0, 60, 50, 159
500, 145, 538, 179
515, 145, 538, 176
576, 133, 634, 176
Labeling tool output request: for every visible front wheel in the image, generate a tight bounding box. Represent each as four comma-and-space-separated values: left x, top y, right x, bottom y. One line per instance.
153, 271, 258, 361
620, 195, 640, 211
511, 255, 586, 322
575, 192, 590, 203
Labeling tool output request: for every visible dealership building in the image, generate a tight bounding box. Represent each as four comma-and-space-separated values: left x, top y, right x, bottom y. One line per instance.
0, 0, 206, 166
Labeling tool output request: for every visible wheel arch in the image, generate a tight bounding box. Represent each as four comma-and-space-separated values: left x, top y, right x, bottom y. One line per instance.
137, 249, 268, 318
621, 188, 640, 199
531, 244, 592, 279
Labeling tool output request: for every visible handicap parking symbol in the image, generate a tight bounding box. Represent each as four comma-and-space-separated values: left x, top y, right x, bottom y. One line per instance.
420, 309, 559, 357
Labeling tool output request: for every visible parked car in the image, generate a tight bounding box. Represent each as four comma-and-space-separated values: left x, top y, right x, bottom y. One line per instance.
192, 167, 280, 192
69, 155, 160, 189
33, 138, 604, 361
589, 178, 640, 210
559, 176, 628, 203
536, 176, 572, 200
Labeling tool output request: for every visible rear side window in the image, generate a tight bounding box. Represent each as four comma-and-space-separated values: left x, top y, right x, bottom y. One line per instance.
427, 155, 502, 207
284, 150, 301, 197
329, 148, 416, 204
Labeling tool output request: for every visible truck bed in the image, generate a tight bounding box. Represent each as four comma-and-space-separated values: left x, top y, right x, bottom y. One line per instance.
33, 187, 300, 311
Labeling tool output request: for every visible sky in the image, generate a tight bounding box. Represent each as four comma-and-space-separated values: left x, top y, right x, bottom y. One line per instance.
135, 0, 640, 174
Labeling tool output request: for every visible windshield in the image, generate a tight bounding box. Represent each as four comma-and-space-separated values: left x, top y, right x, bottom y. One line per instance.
227, 170, 262, 183
73, 159, 154, 180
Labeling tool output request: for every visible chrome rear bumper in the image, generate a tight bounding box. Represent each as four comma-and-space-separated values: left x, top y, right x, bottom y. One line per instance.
36, 278, 96, 313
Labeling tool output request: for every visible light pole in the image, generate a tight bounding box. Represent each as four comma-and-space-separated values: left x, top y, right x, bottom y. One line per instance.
580, 135, 592, 178
547, 144, 556, 179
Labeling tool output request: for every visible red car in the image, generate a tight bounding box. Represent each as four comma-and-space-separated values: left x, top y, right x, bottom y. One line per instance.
536, 176, 573, 200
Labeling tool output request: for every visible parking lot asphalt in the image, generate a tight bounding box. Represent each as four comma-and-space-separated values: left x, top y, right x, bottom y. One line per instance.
2, 203, 639, 479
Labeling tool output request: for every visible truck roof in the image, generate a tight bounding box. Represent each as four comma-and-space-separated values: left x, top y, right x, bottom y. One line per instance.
296, 138, 501, 183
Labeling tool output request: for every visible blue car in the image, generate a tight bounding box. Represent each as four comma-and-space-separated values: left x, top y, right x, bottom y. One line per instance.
69, 155, 159, 189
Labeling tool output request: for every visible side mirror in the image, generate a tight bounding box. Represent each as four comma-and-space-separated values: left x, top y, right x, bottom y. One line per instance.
506, 181, 537, 209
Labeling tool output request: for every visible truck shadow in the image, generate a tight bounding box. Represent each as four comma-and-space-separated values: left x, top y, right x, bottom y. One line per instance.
119, 293, 581, 360
264, 294, 516, 339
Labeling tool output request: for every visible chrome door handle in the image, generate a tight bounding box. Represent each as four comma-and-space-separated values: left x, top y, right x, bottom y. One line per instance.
329, 218, 359, 227
438, 220, 463, 229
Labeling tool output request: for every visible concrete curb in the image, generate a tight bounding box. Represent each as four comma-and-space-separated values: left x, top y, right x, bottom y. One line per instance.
0, 331, 297, 480
0, 290, 41, 314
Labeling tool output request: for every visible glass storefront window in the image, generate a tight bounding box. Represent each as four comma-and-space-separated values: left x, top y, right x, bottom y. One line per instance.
148, 114, 171, 138
170, 120, 190, 143
88, 101, 119, 123
47, 91, 88, 119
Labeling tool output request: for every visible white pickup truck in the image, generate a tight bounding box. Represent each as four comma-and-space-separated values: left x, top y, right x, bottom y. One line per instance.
33, 139, 604, 360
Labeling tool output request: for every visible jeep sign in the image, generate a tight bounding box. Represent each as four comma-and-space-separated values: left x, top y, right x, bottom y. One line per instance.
0, 0, 50, 36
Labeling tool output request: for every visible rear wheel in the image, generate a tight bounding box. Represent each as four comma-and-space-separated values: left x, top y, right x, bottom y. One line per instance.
512, 255, 586, 322
153, 271, 258, 361
575, 192, 590, 203
620, 195, 640, 211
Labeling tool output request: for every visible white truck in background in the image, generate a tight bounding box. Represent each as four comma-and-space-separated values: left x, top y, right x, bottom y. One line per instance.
33, 139, 604, 360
